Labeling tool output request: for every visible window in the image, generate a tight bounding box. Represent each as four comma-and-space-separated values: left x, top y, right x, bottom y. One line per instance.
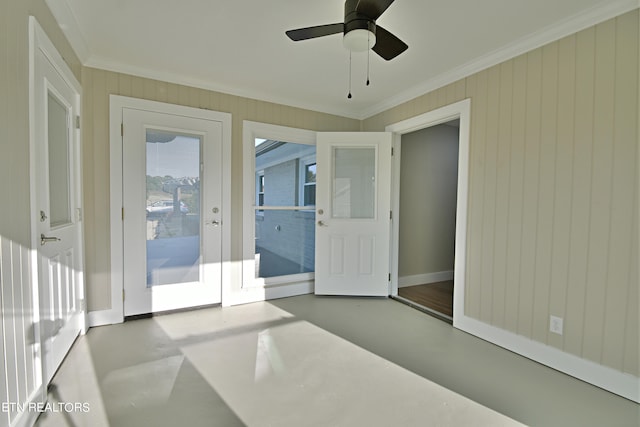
254, 140, 316, 278
257, 173, 264, 212
302, 162, 316, 207
243, 122, 317, 289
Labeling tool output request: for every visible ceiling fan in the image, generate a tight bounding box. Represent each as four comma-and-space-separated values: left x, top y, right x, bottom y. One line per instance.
285, 0, 408, 61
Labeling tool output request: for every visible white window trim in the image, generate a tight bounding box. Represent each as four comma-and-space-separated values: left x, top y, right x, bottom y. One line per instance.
242, 121, 317, 296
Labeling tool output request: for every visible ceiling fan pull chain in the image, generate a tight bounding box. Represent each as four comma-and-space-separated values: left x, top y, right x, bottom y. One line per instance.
366, 31, 371, 86
347, 51, 353, 99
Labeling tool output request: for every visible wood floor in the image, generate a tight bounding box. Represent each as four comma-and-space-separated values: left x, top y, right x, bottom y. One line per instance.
398, 280, 454, 317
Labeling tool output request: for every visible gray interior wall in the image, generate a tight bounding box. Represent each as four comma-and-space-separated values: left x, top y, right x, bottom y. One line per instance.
398, 124, 459, 279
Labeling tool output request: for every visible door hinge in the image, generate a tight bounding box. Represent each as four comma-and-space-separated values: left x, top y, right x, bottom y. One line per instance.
121, 123, 124, 136
390, 210, 393, 220
391, 147, 394, 156
121, 207, 125, 220
388, 273, 391, 281
122, 289, 125, 301
75, 115, 81, 129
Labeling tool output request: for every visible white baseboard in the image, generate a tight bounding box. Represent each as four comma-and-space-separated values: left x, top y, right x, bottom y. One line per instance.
88, 308, 123, 327
398, 270, 454, 288
89, 280, 313, 322
225, 281, 313, 306
454, 314, 640, 403
265, 281, 313, 300
10, 385, 43, 427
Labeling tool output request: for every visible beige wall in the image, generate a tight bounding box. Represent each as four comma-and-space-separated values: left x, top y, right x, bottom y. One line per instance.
2, 3, 636, 415
0, 0, 81, 246
364, 10, 639, 376
398, 124, 459, 278
0, 1, 81, 426
81, 67, 360, 311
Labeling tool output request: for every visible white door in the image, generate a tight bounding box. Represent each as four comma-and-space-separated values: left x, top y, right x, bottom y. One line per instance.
34, 38, 85, 384
315, 132, 393, 296
122, 108, 223, 316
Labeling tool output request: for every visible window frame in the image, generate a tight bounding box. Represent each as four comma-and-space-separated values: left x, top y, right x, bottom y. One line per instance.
256, 171, 265, 215
299, 155, 316, 210
242, 121, 317, 291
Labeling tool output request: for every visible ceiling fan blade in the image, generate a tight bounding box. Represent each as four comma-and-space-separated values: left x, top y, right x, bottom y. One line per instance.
355, 0, 395, 20
372, 25, 408, 60
286, 23, 344, 41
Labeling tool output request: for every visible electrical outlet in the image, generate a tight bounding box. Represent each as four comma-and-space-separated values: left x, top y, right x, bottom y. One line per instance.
550, 315, 563, 335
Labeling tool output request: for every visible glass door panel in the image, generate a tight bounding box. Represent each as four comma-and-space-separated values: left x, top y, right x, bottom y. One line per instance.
332, 147, 376, 219
146, 129, 202, 287
123, 106, 223, 316
47, 92, 72, 227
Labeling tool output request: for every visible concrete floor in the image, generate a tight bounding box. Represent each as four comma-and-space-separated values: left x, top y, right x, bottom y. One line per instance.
36, 295, 638, 427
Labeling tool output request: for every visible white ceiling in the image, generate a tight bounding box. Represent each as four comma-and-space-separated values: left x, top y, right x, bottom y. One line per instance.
47, 0, 636, 119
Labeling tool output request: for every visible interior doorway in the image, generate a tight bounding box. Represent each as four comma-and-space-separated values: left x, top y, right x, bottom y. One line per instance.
395, 121, 459, 321
386, 99, 471, 326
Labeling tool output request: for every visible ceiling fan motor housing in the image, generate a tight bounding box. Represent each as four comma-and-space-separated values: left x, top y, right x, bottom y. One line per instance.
344, 0, 377, 35
343, 0, 377, 51
285, 0, 407, 60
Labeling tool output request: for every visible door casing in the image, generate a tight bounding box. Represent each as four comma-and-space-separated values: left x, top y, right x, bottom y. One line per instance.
122, 108, 224, 316
385, 98, 471, 327
106, 96, 232, 325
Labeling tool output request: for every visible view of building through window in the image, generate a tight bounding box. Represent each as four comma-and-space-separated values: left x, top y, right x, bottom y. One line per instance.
254, 139, 316, 278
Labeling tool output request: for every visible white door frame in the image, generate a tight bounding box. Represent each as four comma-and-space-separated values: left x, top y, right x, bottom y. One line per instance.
102, 96, 231, 325
122, 108, 223, 316
28, 15, 86, 409
385, 98, 471, 327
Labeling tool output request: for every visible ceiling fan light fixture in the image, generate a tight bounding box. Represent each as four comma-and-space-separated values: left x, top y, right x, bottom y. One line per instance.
343, 29, 376, 52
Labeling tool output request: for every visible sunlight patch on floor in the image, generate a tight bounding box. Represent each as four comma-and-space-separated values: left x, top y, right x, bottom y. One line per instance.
157, 302, 523, 427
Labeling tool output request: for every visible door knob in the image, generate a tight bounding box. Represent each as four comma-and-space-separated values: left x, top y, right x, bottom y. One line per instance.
317, 220, 328, 227
208, 220, 220, 226
40, 234, 61, 246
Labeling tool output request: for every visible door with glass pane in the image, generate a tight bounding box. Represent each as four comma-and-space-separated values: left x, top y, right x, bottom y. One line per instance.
315, 132, 392, 296
34, 40, 85, 383
122, 108, 222, 316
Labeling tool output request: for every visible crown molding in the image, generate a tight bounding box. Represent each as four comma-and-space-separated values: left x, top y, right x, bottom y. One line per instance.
47, 0, 638, 121
45, 0, 91, 63
84, 56, 362, 120
359, 0, 640, 119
